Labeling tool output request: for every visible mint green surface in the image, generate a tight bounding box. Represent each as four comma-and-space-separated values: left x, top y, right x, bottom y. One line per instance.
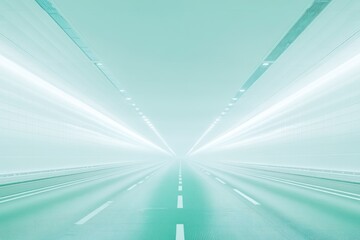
0, 161, 359, 239
1, 0, 360, 239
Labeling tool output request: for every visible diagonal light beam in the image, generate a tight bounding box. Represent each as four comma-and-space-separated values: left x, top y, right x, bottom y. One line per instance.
187, 0, 332, 155
0, 54, 170, 155
191, 51, 360, 155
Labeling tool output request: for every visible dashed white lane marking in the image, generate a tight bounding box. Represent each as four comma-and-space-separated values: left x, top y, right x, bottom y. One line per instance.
178, 186, 183, 191
179, 177, 182, 181
177, 195, 183, 208
215, 177, 226, 184
205, 172, 210, 176
176, 224, 185, 240
233, 189, 260, 205
76, 201, 113, 225
179, 181, 182, 184
138, 180, 144, 184
127, 184, 137, 191
145, 175, 151, 179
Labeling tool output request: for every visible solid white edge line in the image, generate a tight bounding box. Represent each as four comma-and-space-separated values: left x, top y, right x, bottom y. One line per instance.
233, 189, 260, 205
177, 195, 183, 208
261, 176, 360, 201
261, 175, 360, 198
127, 184, 137, 191
215, 177, 226, 184
76, 201, 113, 225
0, 177, 99, 204
176, 224, 185, 240
234, 170, 360, 201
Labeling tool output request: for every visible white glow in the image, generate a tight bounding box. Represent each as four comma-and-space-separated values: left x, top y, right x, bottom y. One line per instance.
149, 125, 176, 156
191, 52, 360, 155
0, 54, 170, 155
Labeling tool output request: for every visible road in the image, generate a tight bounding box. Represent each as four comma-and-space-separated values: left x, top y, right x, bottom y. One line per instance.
0, 160, 359, 240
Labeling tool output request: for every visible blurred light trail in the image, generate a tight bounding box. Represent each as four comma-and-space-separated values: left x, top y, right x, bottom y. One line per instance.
0, 54, 171, 155
35, 0, 175, 156
190, 51, 360, 155
186, 0, 331, 156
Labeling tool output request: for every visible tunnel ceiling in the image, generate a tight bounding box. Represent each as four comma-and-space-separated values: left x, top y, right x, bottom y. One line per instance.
47, 0, 313, 154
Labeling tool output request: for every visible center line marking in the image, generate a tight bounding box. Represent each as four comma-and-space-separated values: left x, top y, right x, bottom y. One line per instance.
215, 177, 226, 184
76, 201, 113, 225
233, 189, 260, 205
178, 186, 183, 191
176, 224, 185, 240
127, 184, 137, 191
177, 195, 183, 208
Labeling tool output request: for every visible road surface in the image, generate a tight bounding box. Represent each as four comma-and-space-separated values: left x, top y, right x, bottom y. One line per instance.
0, 160, 359, 240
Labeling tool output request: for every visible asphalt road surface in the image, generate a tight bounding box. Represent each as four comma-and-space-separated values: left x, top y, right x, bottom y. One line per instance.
0, 160, 359, 240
